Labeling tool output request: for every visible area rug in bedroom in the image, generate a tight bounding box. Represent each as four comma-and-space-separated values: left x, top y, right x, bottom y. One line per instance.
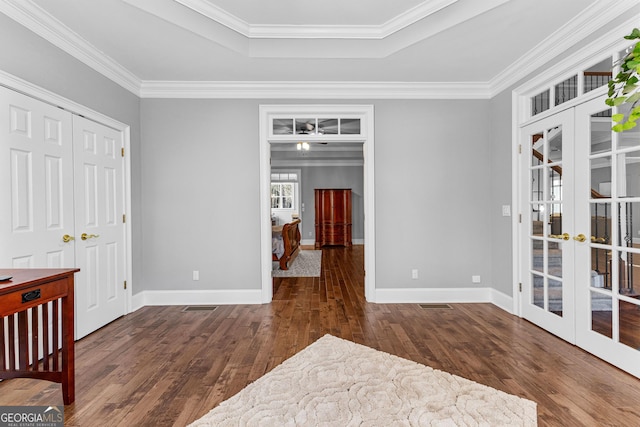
188, 335, 537, 426
272, 250, 321, 277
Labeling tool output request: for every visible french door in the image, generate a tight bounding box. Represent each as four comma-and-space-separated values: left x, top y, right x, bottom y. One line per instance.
520, 94, 640, 377
0, 86, 127, 340
521, 109, 576, 343
574, 95, 640, 378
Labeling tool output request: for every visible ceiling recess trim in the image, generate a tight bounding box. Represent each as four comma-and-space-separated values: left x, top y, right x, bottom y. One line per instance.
489, 0, 640, 97
174, 0, 459, 39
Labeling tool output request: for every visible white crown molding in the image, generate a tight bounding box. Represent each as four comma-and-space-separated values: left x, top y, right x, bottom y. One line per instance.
139, 80, 492, 99
488, 0, 640, 97
513, 15, 640, 99
174, 0, 459, 40
0, 0, 141, 96
0, 68, 128, 130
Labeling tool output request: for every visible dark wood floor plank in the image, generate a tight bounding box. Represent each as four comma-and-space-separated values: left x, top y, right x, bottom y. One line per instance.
1, 245, 640, 426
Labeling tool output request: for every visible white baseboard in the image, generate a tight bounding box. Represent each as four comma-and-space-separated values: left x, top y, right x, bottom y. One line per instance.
375, 287, 514, 314
130, 287, 514, 314
131, 289, 263, 312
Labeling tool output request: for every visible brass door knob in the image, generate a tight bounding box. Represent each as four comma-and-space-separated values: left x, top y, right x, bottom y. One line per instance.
62, 234, 75, 243
549, 233, 570, 240
81, 233, 100, 240
573, 234, 587, 242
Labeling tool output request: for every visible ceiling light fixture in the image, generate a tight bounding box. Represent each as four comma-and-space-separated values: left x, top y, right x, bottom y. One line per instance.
297, 142, 310, 151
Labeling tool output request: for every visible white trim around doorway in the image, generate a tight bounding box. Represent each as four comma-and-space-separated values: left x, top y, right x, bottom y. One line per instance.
259, 104, 376, 303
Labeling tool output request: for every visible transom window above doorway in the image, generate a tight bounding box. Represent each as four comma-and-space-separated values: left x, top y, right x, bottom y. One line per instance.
530, 56, 616, 117
272, 117, 361, 136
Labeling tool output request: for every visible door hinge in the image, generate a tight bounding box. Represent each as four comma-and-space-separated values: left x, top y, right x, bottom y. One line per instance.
519, 214, 522, 223
121, 147, 125, 157
124, 280, 127, 290
518, 144, 522, 154
122, 214, 126, 223
519, 282, 522, 292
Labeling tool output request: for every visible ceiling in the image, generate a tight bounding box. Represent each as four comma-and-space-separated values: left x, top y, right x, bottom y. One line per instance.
2, 0, 631, 98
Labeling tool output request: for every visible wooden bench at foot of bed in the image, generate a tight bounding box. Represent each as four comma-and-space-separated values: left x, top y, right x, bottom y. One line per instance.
272, 218, 301, 270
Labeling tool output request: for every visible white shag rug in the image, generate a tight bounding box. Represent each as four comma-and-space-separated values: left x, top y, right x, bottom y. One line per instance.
272, 250, 321, 277
188, 335, 537, 426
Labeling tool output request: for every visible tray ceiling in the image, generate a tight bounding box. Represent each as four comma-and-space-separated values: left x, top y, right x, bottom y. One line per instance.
2, 0, 636, 97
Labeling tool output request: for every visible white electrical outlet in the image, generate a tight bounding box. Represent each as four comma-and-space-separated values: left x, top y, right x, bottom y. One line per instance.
472, 275, 481, 283
411, 269, 418, 279
193, 270, 199, 281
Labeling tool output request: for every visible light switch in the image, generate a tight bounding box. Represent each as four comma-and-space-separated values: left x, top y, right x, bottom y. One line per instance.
502, 205, 511, 217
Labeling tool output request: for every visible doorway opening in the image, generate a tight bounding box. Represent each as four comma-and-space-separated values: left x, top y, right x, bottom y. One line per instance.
259, 105, 375, 303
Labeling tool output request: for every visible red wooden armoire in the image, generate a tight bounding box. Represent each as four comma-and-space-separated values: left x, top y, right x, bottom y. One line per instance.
314, 189, 352, 248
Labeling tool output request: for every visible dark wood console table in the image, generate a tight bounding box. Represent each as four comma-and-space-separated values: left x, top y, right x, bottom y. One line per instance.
0, 268, 79, 405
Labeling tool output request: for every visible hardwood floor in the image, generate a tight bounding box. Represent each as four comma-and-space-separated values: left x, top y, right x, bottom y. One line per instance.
2, 245, 640, 426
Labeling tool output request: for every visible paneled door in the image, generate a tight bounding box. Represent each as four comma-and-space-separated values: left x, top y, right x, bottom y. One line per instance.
0, 86, 126, 340
520, 109, 576, 343
0, 85, 75, 269
574, 95, 640, 378
72, 115, 126, 339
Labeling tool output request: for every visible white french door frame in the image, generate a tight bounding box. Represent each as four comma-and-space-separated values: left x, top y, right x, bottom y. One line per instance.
511, 17, 638, 316
0, 70, 134, 315
259, 104, 376, 303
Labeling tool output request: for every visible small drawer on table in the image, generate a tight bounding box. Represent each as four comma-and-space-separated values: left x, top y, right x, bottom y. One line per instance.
0, 280, 69, 316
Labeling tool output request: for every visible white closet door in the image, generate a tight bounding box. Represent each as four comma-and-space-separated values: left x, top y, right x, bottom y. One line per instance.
0, 86, 75, 268
73, 115, 126, 339
0, 86, 126, 340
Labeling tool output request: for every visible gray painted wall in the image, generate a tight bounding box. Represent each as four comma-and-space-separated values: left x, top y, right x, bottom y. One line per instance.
489, 89, 515, 296
140, 99, 262, 291
374, 100, 493, 289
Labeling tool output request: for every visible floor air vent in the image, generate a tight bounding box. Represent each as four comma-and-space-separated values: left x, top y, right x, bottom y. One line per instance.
419, 304, 452, 309
182, 305, 218, 312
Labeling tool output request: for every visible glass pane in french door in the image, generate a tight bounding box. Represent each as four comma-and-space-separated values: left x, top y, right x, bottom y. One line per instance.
521, 109, 575, 342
